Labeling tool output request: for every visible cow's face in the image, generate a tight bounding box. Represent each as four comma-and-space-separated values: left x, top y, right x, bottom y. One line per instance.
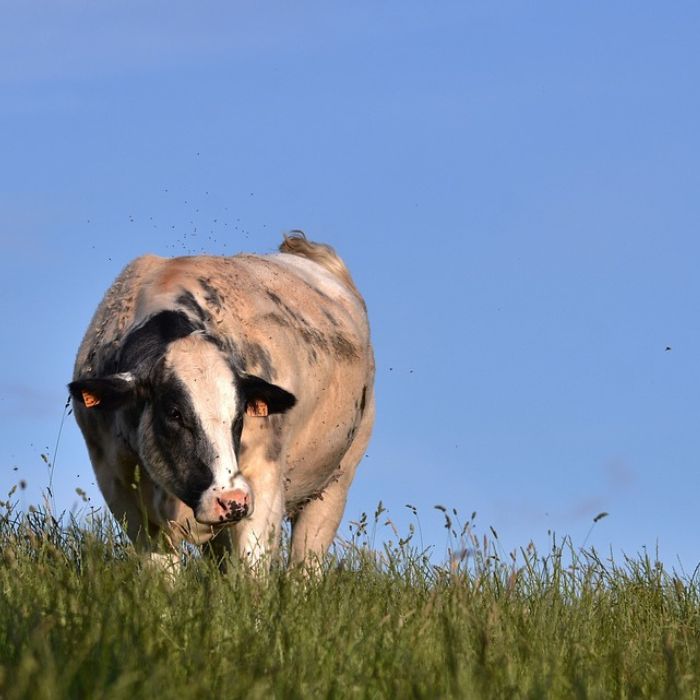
69, 331, 295, 526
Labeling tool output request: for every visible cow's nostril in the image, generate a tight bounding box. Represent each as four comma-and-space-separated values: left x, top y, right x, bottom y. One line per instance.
214, 489, 249, 521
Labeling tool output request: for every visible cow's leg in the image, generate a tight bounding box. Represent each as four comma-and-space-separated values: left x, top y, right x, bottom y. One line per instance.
90, 453, 183, 568
94, 465, 160, 548
230, 457, 285, 571
290, 395, 375, 567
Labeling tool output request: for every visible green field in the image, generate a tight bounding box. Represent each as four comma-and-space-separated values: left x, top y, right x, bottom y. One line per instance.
1, 497, 699, 699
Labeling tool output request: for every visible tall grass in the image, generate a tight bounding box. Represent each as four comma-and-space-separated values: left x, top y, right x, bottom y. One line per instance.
1, 494, 699, 699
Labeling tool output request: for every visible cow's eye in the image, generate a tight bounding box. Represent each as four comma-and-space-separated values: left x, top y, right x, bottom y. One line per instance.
166, 406, 183, 423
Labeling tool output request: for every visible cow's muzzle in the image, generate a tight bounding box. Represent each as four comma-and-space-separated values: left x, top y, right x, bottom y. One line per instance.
195, 488, 253, 525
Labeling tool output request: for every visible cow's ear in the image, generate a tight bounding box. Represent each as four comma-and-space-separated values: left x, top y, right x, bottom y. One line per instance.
68, 374, 136, 410
239, 375, 296, 416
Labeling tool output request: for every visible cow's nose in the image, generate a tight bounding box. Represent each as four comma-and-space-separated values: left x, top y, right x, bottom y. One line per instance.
215, 488, 251, 522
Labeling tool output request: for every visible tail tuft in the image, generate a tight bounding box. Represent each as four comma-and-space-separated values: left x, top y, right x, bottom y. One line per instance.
279, 231, 364, 305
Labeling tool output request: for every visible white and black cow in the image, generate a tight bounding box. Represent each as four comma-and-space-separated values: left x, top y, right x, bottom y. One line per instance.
69, 233, 375, 568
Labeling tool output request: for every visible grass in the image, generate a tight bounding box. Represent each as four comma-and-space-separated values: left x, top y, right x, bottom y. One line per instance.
1, 496, 700, 699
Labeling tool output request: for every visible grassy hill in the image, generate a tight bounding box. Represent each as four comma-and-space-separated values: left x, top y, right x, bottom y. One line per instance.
1, 499, 699, 699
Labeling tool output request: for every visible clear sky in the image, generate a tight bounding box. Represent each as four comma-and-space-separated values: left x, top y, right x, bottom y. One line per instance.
2, 2, 699, 569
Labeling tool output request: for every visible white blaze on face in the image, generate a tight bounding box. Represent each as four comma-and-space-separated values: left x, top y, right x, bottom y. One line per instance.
164, 335, 250, 504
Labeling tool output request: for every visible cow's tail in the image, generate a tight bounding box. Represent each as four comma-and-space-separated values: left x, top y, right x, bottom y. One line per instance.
279, 231, 364, 306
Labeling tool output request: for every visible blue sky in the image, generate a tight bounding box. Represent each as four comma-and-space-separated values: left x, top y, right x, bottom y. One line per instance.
2, 2, 699, 568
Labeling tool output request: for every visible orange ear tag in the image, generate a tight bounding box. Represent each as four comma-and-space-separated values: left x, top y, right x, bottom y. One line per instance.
81, 390, 101, 408
246, 399, 269, 417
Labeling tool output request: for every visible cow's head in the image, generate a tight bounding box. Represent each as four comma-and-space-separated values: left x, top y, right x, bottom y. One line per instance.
69, 310, 296, 525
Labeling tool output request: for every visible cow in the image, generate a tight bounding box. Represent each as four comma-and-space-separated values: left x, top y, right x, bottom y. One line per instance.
69, 232, 375, 570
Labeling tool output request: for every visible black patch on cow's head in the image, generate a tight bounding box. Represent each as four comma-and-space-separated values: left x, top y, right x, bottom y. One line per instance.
68, 374, 136, 411
117, 310, 203, 373
73, 310, 204, 411
148, 370, 215, 509
359, 385, 367, 417
238, 374, 296, 415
